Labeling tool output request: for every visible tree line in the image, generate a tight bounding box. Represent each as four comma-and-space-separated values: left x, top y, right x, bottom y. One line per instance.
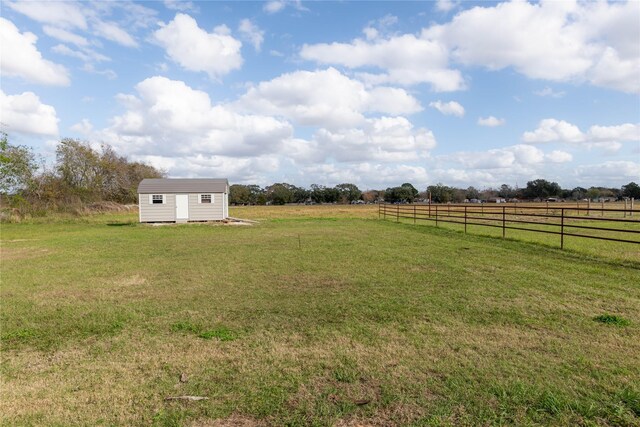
231, 179, 640, 205
1, 134, 163, 215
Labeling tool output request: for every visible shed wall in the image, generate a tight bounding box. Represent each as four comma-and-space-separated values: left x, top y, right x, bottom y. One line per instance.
139, 193, 176, 222
138, 192, 226, 222
188, 193, 224, 220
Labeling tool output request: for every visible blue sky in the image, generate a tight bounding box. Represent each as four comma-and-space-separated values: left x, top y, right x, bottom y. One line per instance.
1, 0, 639, 190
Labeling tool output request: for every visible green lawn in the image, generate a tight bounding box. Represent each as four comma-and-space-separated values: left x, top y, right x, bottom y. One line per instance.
1, 208, 639, 426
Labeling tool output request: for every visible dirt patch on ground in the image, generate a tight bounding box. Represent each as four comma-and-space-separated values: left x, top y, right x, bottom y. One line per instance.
149, 218, 255, 227
116, 274, 146, 287
0, 247, 50, 261
187, 414, 264, 426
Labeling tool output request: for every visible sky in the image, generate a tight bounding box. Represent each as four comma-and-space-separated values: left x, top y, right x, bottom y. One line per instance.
1, 0, 639, 190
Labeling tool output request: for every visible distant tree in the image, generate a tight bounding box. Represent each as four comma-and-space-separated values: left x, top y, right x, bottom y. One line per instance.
427, 183, 455, 203
266, 183, 293, 205
384, 185, 416, 203
523, 179, 561, 200
291, 186, 310, 203
497, 184, 514, 199
570, 187, 587, 200
622, 182, 640, 199
246, 185, 264, 204
52, 139, 162, 204
310, 184, 326, 203
361, 190, 381, 203
0, 132, 38, 194
230, 184, 251, 205
335, 183, 362, 203
452, 188, 466, 203
586, 187, 600, 201
400, 183, 419, 202
55, 139, 103, 201
323, 186, 340, 203
466, 186, 480, 200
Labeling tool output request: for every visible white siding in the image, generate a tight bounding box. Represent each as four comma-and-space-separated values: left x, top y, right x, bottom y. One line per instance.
188, 193, 224, 220
138, 192, 227, 222
139, 193, 176, 222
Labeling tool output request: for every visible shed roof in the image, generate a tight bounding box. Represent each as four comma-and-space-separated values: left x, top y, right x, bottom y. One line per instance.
138, 178, 228, 193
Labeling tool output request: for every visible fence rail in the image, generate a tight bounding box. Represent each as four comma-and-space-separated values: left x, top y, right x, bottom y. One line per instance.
378, 203, 640, 249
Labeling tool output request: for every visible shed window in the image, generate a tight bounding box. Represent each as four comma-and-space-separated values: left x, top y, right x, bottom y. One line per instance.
151, 194, 164, 204
200, 194, 212, 204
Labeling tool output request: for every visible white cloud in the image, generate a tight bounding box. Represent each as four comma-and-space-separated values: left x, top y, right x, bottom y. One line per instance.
429, 100, 464, 117
477, 116, 505, 127
81, 63, 117, 80
300, 35, 465, 92
301, 1, 640, 93
424, 0, 640, 93
0, 18, 70, 86
313, 116, 436, 163
523, 119, 585, 143
442, 144, 546, 170
236, 67, 422, 129
238, 19, 264, 52
363, 14, 398, 41
263, 1, 286, 14
587, 123, 640, 142
153, 13, 243, 78
6, 0, 87, 29
93, 20, 138, 47
523, 119, 640, 145
436, 0, 458, 13
52, 44, 109, 63
163, 0, 197, 12
42, 25, 88, 47
533, 87, 566, 98
97, 76, 292, 160
0, 90, 59, 136
70, 118, 94, 135
263, 0, 306, 14
546, 150, 573, 163
575, 161, 640, 184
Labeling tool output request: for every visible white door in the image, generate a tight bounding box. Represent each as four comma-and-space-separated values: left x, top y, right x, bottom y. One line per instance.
176, 194, 189, 220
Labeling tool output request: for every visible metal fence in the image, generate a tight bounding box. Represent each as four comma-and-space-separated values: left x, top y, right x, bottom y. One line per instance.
379, 203, 640, 249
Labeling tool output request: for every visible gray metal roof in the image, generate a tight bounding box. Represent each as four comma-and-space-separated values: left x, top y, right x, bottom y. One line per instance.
138, 178, 228, 193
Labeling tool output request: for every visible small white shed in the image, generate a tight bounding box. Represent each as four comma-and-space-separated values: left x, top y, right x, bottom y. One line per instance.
138, 178, 229, 223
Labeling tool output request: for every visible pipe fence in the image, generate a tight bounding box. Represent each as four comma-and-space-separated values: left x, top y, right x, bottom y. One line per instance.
378, 203, 640, 249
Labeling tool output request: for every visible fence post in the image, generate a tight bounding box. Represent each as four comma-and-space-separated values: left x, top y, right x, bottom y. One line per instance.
632, 198, 634, 217
624, 198, 627, 218
429, 202, 431, 218
587, 199, 590, 216
396, 204, 399, 223
561, 208, 565, 249
435, 205, 438, 227
502, 206, 506, 238
464, 206, 467, 234
383, 203, 386, 220
546, 201, 549, 215
378, 203, 381, 220
413, 204, 416, 224
602, 201, 605, 217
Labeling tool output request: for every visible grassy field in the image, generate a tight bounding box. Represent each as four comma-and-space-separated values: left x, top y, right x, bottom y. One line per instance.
1, 205, 639, 426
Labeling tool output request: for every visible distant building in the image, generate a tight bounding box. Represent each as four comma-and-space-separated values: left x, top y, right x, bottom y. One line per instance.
137, 178, 229, 223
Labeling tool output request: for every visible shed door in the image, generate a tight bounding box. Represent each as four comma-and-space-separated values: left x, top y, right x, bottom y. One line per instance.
176, 194, 189, 220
